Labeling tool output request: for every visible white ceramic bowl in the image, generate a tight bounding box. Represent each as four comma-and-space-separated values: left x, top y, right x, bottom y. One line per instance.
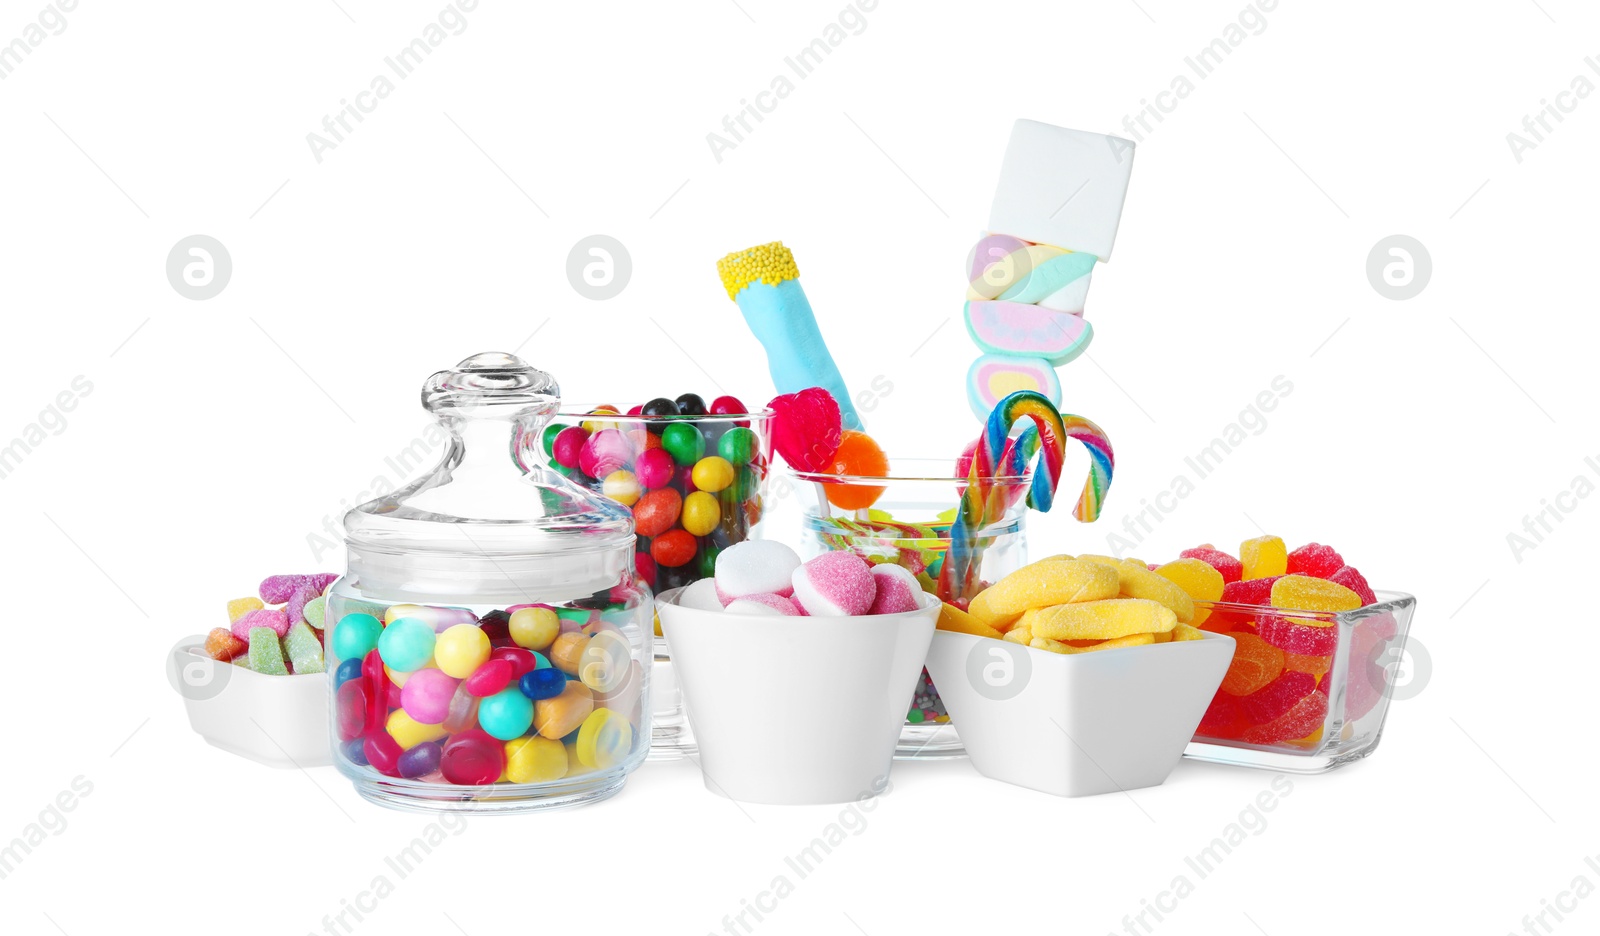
169, 641, 331, 768
924, 630, 1235, 797
657, 590, 939, 805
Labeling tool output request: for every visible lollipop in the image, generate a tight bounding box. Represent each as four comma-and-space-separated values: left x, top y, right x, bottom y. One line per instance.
942, 391, 1114, 601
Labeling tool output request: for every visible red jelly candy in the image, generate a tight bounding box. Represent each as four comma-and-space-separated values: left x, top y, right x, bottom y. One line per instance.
1241, 670, 1317, 725
1286, 543, 1345, 578
362, 650, 390, 735
1197, 692, 1248, 740
440, 729, 506, 786
1344, 624, 1390, 721
363, 730, 404, 777
204, 627, 248, 661
1220, 576, 1282, 605
1258, 615, 1340, 655
336, 679, 368, 742
1180, 547, 1243, 584
1329, 566, 1376, 605
1241, 690, 1329, 745
463, 658, 514, 697
490, 647, 539, 681
766, 387, 842, 473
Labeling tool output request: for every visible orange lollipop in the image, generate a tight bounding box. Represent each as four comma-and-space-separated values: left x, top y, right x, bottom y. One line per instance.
824, 430, 889, 510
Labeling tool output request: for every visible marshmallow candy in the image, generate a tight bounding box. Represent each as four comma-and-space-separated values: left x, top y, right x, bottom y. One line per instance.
986, 120, 1135, 261
867, 563, 922, 615
724, 593, 804, 617
714, 540, 802, 603
790, 551, 876, 617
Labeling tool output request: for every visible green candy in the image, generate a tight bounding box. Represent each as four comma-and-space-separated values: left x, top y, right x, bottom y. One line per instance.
717, 426, 759, 465
697, 544, 721, 580
303, 595, 327, 630
661, 423, 705, 465
907, 709, 925, 724
247, 627, 289, 675
283, 622, 325, 674
542, 423, 566, 458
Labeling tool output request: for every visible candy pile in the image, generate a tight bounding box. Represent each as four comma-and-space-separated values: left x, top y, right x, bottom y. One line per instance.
674, 541, 926, 618
204, 573, 338, 675
329, 599, 643, 785
1165, 535, 1389, 748
942, 555, 1207, 654
541, 393, 768, 594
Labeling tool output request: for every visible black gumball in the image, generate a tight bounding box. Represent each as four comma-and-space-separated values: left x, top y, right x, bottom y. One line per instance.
674, 393, 708, 417
640, 397, 680, 433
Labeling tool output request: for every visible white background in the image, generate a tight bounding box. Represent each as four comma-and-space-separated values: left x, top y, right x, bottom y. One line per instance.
1, 1, 1594, 934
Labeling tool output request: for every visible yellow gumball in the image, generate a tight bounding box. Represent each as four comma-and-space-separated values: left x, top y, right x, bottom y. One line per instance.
509, 606, 560, 652
434, 623, 490, 678
690, 456, 735, 493
681, 491, 721, 537
602, 470, 640, 507
503, 736, 569, 784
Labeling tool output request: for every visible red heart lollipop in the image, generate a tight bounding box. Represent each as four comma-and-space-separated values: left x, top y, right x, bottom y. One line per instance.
766, 387, 842, 472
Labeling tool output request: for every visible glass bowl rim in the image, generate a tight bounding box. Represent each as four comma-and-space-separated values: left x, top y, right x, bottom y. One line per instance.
1192, 589, 1415, 624
785, 465, 1034, 484
557, 405, 776, 421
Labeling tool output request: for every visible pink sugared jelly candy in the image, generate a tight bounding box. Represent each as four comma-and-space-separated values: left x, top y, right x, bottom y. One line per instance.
1180, 547, 1243, 584
1329, 566, 1376, 605
1240, 670, 1317, 725
791, 550, 876, 617
1241, 690, 1329, 745
1285, 543, 1344, 579
868, 564, 921, 615
1257, 615, 1340, 656
231, 608, 290, 641
1219, 576, 1281, 606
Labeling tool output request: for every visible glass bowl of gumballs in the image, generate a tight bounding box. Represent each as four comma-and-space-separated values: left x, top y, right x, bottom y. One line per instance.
538, 392, 775, 757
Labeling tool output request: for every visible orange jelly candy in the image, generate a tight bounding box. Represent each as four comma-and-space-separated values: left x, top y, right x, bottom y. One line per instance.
1218, 633, 1285, 697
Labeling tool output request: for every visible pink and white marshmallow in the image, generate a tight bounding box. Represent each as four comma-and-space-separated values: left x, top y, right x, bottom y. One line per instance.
724, 593, 803, 616
867, 563, 922, 615
790, 551, 876, 617
714, 541, 801, 605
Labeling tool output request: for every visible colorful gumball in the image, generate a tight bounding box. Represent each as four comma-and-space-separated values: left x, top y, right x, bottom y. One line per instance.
718, 426, 759, 465
633, 488, 682, 537
552, 427, 589, 470
651, 529, 698, 568
681, 491, 721, 537
661, 422, 705, 465
602, 470, 641, 506
635, 447, 676, 490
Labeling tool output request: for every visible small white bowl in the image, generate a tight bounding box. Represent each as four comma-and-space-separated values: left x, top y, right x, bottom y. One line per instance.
924, 630, 1235, 797
169, 641, 331, 768
657, 590, 939, 805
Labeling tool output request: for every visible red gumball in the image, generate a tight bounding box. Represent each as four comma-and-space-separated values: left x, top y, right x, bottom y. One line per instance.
651, 529, 698, 568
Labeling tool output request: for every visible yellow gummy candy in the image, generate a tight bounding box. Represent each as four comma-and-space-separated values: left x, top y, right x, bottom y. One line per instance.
503, 736, 568, 784
968, 560, 1120, 630
227, 596, 264, 624
1154, 558, 1225, 627
1030, 632, 1157, 654
1002, 623, 1033, 645
1152, 630, 1173, 643
1270, 574, 1362, 617
386, 710, 448, 750
1109, 561, 1195, 623
1240, 535, 1288, 580
1023, 598, 1178, 641
1172, 623, 1206, 642
937, 602, 1003, 640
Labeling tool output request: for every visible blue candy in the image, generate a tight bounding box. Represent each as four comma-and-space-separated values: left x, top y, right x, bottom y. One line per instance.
341, 738, 369, 766
377, 617, 435, 672
519, 667, 566, 700
330, 613, 382, 661
477, 688, 534, 741
334, 657, 363, 688
398, 741, 443, 779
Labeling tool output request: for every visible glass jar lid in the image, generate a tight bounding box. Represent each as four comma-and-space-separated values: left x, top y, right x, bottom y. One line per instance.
342, 352, 635, 602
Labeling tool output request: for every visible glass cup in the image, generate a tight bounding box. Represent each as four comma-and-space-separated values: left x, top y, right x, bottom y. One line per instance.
781, 459, 1031, 758
544, 406, 775, 758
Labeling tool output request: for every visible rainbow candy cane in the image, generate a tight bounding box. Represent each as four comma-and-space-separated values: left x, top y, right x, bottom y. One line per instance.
942, 391, 1114, 601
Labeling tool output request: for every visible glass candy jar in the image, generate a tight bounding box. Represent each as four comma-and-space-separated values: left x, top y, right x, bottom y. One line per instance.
327, 353, 651, 813
784, 460, 1030, 758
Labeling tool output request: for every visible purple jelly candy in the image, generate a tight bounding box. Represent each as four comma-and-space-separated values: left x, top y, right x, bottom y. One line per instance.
259, 574, 306, 604
285, 583, 321, 625
398, 741, 443, 779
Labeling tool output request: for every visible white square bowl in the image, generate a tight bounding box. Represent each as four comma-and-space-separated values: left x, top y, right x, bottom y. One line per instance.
657, 591, 939, 805
924, 630, 1235, 797
169, 641, 331, 769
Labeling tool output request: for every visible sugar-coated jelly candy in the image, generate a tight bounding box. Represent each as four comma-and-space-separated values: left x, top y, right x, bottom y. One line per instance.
440, 729, 505, 786
363, 730, 404, 777
1329, 565, 1376, 605
247, 627, 289, 675
576, 708, 633, 770
1197, 692, 1247, 739
259, 574, 308, 604
718, 426, 759, 465
1104, 561, 1195, 623
227, 596, 264, 624
303, 595, 327, 630
285, 583, 322, 629
398, 740, 443, 779
661, 422, 705, 465
1241, 690, 1328, 745
463, 658, 514, 697
1240, 670, 1318, 725
400, 668, 458, 725
1269, 574, 1361, 618
1240, 535, 1288, 581
232, 608, 291, 642
651, 529, 698, 568
386, 709, 448, 749
503, 736, 569, 784
434, 623, 490, 678
1219, 576, 1281, 606
336, 679, 368, 741
1024, 598, 1178, 642
1257, 613, 1340, 655
204, 627, 247, 662
969, 559, 1120, 629
1283, 651, 1333, 678
632, 488, 682, 537
1154, 558, 1225, 627
378, 617, 436, 672
1218, 633, 1284, 697
519, 667, 567, 701
331, 613, 382, 661
477, 687, 535, 741
283, 622, 325, 674
1179, 547, 1243, 584
1286, 543, 1344, 578
535, 680, 594, 739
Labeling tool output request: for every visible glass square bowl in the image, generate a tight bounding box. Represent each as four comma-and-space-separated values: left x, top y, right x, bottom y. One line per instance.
1181, 590, 1416, 773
